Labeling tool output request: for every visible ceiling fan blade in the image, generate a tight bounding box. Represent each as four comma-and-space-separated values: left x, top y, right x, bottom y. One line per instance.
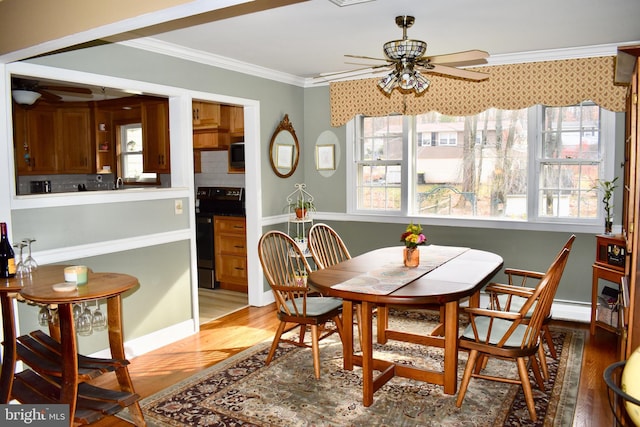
424, 50, 489, 66
37, 90, 63, 102
345, 54, 390, 63
318, 63, 391, 79
425, 64, 489, 81
38, 85, 93, 95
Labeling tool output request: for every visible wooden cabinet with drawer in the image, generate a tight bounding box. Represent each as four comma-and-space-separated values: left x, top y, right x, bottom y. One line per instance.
214, 216, 247, 292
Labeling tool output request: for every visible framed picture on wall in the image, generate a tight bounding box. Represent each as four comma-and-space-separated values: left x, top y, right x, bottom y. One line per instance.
316, 144, 335, 170
276, 144, 294, 169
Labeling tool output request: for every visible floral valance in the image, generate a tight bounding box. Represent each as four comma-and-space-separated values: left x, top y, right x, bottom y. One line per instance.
329, 56, 627, 127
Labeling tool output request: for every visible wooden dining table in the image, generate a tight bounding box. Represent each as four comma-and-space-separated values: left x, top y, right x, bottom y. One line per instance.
308, 245, 503, 407
1, 265, 146, 426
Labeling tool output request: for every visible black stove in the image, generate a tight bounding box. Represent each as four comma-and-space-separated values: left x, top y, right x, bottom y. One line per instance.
196, 187, 245, 289
197, 186, 245, 216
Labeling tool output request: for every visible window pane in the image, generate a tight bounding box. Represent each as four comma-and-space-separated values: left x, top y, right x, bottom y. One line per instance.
538, 163, 599, 218
414, 109, 529, 218
356, 116, 404, 211
123, 153, 143, 179
542, 103, 601, 160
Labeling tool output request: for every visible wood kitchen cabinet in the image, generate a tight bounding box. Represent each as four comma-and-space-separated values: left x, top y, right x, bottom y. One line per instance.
214, 216, 247, 292
192, 101, 231, 150
13, 105, 57, 174
193, 130, 230, 150
58, 107, 93, 173
193, 101, 229, 130
141, 99, 170, 173
228, 105, 244, 138
13, 104, 93, 175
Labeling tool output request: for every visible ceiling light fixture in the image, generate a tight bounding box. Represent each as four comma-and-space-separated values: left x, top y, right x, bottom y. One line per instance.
378, 64, 430, 95
12, 90, 42, 106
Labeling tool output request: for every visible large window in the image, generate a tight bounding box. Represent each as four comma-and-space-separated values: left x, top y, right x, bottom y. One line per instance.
349, 102, 615, 226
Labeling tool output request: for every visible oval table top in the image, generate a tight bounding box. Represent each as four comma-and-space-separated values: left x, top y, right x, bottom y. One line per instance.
9, 265, 139, 304
309, 246, 503, 305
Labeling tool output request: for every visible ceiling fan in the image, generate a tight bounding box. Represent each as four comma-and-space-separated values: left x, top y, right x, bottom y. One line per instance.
320, 15, 490, 95
12, 77, 93, 105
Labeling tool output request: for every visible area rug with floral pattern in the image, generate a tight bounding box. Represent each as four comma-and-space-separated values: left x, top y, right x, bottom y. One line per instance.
119, 308, 584, 427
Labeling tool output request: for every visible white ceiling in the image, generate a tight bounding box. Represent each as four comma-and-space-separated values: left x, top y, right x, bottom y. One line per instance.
134, 0, 640, 80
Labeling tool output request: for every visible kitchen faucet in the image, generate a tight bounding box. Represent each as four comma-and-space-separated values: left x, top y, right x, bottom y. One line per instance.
115, 177, 124, 189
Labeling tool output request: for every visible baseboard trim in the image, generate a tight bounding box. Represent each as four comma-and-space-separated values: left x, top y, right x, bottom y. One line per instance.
477, 293, 591, 323
88, 319, 196, 360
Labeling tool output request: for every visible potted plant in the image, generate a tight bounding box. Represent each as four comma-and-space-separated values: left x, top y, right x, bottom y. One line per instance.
291, 199, 315, 219
594, 177, 619, 234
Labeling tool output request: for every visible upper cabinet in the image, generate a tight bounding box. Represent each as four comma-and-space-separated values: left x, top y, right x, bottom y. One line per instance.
142, 99, 170, 174
192, 101, 232, 150
193, 101, 229, 130
229, 105, 244, 138
13, 103, 93, 175
59, 108, 93, 173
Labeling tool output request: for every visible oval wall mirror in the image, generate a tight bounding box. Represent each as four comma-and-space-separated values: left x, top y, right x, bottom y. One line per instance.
269, 114, 299, 178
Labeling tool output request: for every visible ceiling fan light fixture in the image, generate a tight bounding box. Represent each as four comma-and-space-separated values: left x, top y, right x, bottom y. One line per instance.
383, 39, 427, 61
377, 69, 429, 95
378, 72, 398, 94
12, 90, 41, 105
413, 72, 430, 94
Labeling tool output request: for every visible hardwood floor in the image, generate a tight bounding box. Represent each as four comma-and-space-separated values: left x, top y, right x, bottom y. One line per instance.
197, 288, 248, 324
90, 307, 618, 426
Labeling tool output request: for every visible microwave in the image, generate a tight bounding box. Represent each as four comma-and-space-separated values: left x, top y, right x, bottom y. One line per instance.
229, 142, 245, 169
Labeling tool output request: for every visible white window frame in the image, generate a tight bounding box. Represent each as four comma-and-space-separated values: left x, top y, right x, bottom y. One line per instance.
346, 107, 617, 232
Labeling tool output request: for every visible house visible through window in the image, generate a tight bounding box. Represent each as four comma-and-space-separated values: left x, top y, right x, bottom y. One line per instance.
348, 102, 614, 226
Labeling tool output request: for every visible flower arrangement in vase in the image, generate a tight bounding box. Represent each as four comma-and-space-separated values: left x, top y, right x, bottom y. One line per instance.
400, 223, 427, 267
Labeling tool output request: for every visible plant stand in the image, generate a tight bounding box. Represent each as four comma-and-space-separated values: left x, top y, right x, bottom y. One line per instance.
286, 183, 314, 257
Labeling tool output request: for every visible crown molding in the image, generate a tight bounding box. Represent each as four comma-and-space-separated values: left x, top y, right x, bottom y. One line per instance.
485, 41, 640, 66
117, 37, 306, 87
118, 38, 640, 89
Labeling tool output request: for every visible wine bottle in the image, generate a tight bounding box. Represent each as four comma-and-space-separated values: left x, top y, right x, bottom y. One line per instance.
0, 222, 16, 278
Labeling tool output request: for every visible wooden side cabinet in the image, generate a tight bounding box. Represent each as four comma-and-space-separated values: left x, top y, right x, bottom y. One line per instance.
141, 99, 170, 173
591, 234, 626, 336
214, 216, 247, 292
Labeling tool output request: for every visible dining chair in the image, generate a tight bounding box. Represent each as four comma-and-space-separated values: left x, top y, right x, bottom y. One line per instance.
307, 223, 370, 345
456, 247, 570, 422
484, 234, 575, 378
307, 223, 352, 269
258, 230, 344, 379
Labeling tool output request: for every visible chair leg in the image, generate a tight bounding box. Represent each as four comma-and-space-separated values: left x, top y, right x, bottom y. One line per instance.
530, 354, 545, 390
476, 354, 488, 374
537, 344, 549, 381
298, 324, 307, 344
516, 357, 537, 422
266, 321, 287, 365
542, 325, 557, 359
333, 315, 344, 343
456, 349, 479, 408
310, 324, 321, 379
